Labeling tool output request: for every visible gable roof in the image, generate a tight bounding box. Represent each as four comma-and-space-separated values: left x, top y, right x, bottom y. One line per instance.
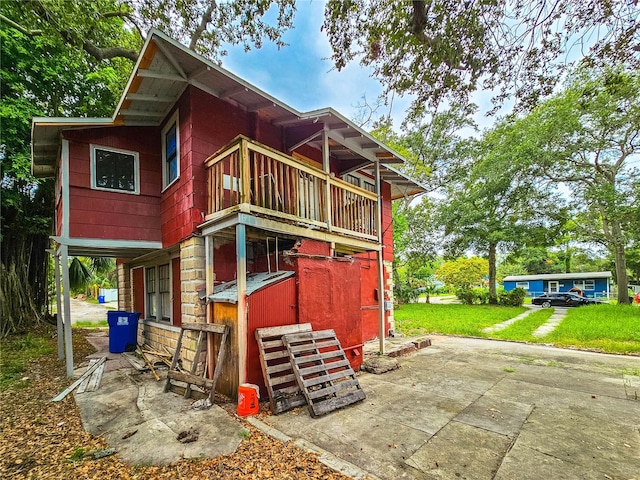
31, 30, 425, 198
503, 272, 613, 282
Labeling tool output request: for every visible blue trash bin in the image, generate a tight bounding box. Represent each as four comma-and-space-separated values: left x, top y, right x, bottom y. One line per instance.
98, 295, 105, 304
107, 311, 140, 353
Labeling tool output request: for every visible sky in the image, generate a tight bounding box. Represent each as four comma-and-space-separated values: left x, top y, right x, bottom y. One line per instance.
221, 1, 415, 129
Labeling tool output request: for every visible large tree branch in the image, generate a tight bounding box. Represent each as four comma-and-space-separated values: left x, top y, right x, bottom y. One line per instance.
0, 13, 42, 36
81, 40, 139, 61
189, 0, 217, 50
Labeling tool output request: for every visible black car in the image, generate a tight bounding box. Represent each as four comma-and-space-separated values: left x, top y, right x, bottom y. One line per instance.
531, 293, 600, 308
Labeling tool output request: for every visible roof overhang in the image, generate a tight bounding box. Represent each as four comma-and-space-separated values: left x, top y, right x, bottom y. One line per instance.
503, 272, 613, 282
30, 29, 425, 196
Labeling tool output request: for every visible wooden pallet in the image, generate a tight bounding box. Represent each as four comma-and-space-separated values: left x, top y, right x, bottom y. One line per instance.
164, 322, 229, 402
255, 323, 312, 414
283, 329, 365, 417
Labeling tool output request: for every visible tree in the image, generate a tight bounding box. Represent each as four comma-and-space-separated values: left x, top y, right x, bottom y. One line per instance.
323, 1, 640, 116
515, 68, 640, 303
1, 0, 295, 63
435, 257, 488, 291
437, 119, 565, 303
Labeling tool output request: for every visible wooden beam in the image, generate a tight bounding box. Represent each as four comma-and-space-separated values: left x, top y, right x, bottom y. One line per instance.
60, 244, 74, 377
118, 110, 165, 118
137, 69, 188, 82
287, 130, 323, 152
125, 93, 175, 103
236, 224, 248, 385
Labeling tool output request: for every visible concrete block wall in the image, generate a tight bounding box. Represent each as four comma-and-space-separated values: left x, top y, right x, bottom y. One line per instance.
117, 263, 132, 311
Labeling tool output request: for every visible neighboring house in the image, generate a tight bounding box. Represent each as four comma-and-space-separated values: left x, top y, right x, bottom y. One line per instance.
31, 30, 425, 397
503, 272, 612, 299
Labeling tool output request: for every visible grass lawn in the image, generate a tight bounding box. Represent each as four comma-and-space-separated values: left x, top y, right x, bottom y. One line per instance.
540, 304, 640, 354
0, 333, 54, 391
395, 302, 640, 355
395, 303, 527, 337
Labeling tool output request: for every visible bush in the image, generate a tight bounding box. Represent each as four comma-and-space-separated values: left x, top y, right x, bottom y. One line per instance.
498, 287, 527, 306
456, 287, 490, 305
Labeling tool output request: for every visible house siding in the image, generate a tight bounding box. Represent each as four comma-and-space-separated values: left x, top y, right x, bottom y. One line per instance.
504, 277, 610, 298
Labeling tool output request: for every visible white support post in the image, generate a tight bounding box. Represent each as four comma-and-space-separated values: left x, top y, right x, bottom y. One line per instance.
205, 235, 215, 377
236, 224, 248, 385
375, 161, 385, 354
60, 244, 74, 377
54, 250, 64, 360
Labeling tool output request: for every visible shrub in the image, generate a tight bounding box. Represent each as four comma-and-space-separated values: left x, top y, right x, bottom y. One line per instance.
456, 287, 490, 305
498, 287, 527, 307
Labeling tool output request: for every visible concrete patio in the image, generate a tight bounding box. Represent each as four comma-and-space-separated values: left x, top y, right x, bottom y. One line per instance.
73, 333, 640, 479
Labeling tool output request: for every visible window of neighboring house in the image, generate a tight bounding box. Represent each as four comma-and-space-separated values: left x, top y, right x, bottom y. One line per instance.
159, 263, 171, 321
162, 112, 179, 189
515, 282, 530, 289
91, 145, 139, 194
146, 267, 156, 319
574, 280, 595, 290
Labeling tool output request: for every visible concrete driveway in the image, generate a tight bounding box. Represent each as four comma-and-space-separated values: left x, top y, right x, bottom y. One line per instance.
262, 335, 640, 480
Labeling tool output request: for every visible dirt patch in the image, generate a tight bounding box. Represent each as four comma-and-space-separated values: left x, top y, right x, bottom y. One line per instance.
0, 326, 351, 479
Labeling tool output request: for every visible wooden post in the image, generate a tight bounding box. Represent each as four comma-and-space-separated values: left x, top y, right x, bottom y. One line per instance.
240, 138, 251, 205
236, 224, 248, 385
322, 128, 332, 230
375, 161, 385, 355
60, 244, 74, 377
54, 250, 64, 360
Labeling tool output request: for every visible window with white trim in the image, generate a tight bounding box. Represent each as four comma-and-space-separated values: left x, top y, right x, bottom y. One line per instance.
341, 172, 377, 193
91, 145, 139, 194
573, 279, 595, 290
146, 267, 156, 319
162, 111, 180, 189
515, 281, 530, 289
145, 263, 172, 322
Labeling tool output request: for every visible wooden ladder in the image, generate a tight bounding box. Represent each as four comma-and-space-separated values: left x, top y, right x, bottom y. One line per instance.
164, 322, 229, 402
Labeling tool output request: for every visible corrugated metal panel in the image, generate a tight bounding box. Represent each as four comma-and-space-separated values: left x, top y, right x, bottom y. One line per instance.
209, 271, 295, 303
245, 276, 298, 390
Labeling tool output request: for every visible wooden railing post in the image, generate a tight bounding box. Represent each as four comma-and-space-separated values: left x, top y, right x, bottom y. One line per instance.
239, 137, 250, 205
323, 129, 332, 231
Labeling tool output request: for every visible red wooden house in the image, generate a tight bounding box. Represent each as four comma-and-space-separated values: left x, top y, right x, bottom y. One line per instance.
31, 30, 424, 397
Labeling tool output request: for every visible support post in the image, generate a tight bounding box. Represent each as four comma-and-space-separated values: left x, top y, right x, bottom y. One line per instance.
236, 224, 248, 385
60, 244, 74, 377
322, 128, 332, 230
374, 161, 385, 354
205, 235, 215, 376
54, 250, 64, 360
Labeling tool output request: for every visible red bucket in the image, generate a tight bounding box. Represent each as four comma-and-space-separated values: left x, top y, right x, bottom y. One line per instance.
237, 383, 260, 416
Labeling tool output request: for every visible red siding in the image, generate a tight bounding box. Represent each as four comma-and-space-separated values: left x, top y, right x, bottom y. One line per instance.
62, 126, 162, 243
132, 267, 145, 317
245, 277, 297, 395
381, 181, 394, 261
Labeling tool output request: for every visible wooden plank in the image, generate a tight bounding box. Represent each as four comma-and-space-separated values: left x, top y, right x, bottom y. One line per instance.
77, 358, 99, 394
255, 323, 312, 414
167, 370, 214, 388
85, 362, 105, 392
283, 329, 365, 417
181, 322, 227, 334
52, 357, 107, 402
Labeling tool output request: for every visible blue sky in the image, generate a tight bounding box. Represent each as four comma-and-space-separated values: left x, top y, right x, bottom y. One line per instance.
221, 1, 414, 128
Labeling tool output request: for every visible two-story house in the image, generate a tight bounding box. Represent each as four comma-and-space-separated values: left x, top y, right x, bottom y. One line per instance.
32, 30, 424, 398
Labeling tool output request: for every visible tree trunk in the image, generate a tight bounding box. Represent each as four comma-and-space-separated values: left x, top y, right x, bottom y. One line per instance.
606, 218, 630, 304
488, 242, 497, 304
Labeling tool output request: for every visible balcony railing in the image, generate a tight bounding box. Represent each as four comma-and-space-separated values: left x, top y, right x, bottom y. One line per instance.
204, 136, 379, 241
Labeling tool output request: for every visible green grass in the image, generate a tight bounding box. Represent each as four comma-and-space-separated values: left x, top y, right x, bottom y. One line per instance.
540, 304, 640, 354
395, 303, 527, 337
0, 333, 55, 390
395, 303, 640, 355
486, 308, 554, 341
73, 320, 108, 328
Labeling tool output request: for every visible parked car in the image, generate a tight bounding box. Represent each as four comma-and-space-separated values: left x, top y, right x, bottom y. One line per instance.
532, 293, 600, 308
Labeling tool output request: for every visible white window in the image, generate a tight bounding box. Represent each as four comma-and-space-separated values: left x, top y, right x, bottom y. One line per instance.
146, 267, 156, 319
162, 111, 180, 189
515, 282, 530, 289
574, 280, 595, 290
91, 145, 139, 194
145, 263, 172, 322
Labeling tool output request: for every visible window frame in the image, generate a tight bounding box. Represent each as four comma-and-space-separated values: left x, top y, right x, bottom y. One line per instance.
573, 279, 595, 291
515, 281, 530, 289
90, 144, 140, 195
161, 111, 180, 191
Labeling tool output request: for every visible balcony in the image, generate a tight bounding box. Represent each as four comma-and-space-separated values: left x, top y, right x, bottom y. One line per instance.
204, 136, 379, 243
